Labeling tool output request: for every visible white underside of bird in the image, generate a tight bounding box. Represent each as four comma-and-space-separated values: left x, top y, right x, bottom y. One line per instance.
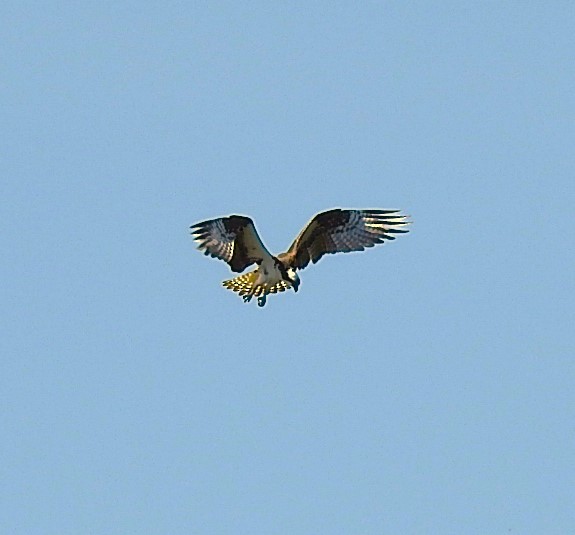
222, 256, 301, 307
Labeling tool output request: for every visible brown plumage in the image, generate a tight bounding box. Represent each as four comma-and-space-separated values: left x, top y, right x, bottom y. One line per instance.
190, 208, 410, 306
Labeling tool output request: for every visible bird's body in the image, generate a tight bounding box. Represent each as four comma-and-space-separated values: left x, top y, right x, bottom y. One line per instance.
221, 256, 300, 307
190, 208, 410, 306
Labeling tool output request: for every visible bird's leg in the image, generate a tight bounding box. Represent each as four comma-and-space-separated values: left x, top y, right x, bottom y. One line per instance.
243, 282, 258, 303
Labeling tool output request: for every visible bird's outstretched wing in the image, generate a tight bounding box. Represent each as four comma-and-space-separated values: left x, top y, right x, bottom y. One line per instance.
190, 215, 273, 272
279, 209, 410, 270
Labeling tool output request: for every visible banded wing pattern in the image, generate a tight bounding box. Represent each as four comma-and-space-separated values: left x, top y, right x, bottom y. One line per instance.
190, 215, 271, 273
281, 209, 410, 270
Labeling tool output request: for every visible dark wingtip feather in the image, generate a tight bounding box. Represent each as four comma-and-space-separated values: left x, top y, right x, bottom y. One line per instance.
365, 209, 401, 215
382, 219, 410, 225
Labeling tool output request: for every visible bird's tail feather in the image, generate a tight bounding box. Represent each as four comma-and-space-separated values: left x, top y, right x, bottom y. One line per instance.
222, 270, 291, 306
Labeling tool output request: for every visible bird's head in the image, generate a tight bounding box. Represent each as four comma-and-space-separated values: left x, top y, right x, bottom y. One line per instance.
287, 268, 300, 292
274, 257, 301, 292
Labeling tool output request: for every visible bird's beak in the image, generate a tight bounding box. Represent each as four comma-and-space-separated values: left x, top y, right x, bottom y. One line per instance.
292, 273, 300, 292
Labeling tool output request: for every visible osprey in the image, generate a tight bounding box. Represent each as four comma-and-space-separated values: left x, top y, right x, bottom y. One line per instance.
190, 208, 410, 307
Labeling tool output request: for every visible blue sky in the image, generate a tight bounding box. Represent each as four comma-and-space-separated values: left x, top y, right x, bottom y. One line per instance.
2, 2, 574, 533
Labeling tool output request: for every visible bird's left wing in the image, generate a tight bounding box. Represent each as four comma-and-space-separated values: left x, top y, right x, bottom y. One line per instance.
190, 215, 273, 272
280, 208, 410, 270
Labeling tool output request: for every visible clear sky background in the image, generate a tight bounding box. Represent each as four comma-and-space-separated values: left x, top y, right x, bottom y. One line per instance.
2, 2, 574, 534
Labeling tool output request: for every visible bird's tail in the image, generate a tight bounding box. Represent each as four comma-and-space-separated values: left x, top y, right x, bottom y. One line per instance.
222, 270, 291, 306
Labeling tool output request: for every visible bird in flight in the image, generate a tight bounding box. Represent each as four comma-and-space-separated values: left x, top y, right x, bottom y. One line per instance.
190, 208, 410, 307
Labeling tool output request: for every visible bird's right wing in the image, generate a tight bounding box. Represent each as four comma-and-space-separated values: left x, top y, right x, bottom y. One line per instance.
190, 215, 273, 272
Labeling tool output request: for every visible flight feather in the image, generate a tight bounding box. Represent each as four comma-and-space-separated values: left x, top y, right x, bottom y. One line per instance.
190, 215, 272, 272
279, 209, 410, 269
